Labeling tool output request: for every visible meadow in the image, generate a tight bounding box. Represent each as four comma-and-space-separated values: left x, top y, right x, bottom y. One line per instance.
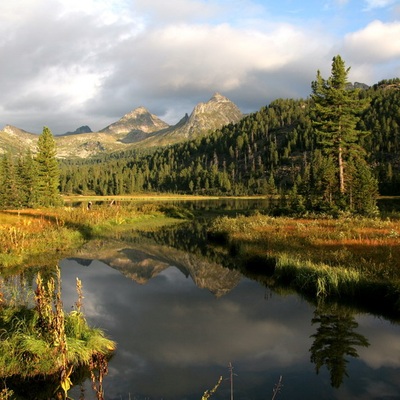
208, 212, 400, 316
2, 196, 400, 313
0, 198, 188, 272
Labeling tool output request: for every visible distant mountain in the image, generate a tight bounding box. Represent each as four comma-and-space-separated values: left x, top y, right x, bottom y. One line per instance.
0, 93, 243, 158
132, 92, 243, 147
61, 125, 92, 136
0, 125, 38, 155
100, 106, 170, 139
346, 82, 370, 90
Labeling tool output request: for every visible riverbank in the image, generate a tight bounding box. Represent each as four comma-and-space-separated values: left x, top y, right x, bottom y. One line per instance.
208, 213, 400, 315
0, 202, 186, 272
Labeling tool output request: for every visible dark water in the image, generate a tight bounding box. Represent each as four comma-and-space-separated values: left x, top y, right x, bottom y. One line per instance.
4, 198, 400, 399
55, 219, 400, 400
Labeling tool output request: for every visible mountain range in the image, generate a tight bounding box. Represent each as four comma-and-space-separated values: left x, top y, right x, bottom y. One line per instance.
0, 92, 243, 159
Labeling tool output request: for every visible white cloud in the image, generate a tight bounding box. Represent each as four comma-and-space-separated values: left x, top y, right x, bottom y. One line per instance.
133, 0, 219, 25
363, 0, 397, 10
343, 20, 400, 62
0, 0, 398, 133
88, 19, 329, 124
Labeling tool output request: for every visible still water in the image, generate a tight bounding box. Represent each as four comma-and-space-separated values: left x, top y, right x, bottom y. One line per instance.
56, 220, 400, 400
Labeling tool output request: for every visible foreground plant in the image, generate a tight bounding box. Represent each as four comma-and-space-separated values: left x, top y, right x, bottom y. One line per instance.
0, 267, 116, 398
201, 376, 222, 400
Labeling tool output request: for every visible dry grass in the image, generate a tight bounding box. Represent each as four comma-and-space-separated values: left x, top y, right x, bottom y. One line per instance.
0, 203, 185, 270
209, 214, 400, 280
208, 214, 400, 313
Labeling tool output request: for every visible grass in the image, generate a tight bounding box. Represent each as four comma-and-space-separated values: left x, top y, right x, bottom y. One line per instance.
0, 268, 115, 399
208, 213, 400, 314
0, 202, 189, 271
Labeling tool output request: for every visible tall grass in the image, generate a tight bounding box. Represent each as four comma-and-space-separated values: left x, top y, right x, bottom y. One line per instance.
0, 267, 116, 398
0, 203, 185, 270
208, 213, 400, 312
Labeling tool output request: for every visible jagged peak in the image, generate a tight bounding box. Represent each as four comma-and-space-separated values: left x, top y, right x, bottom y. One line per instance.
122, 106, 151, 119
209, 92, 231, 102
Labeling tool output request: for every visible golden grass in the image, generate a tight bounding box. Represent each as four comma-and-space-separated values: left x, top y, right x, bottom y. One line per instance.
210, 214, 400, 279
0, 203, 186, 270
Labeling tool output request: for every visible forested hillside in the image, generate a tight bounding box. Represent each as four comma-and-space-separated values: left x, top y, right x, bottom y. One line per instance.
1, 60, 399, 215
58, 78, 400, 199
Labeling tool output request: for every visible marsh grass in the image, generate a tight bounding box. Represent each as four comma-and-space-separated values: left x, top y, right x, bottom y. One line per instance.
0, 202, 186, 270
0, 268, 115, 398
209, 214, 400, 310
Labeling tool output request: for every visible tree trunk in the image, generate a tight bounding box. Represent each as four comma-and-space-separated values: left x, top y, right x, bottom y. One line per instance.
338, 143, 345, 194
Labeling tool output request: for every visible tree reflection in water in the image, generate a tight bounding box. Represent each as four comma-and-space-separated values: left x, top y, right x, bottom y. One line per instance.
309, 302, 370, 388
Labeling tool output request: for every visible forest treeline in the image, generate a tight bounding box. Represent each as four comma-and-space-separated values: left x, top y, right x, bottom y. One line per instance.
1, 56, 399, 215
0, 127, 62, 208
59, 78, 399, 202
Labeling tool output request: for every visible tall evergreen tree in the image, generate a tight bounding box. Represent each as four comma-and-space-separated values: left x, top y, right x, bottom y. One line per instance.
0, 153, 18, 209
310, 55, 378, 214
35, 126, 63, 207
17, 149, 38, 207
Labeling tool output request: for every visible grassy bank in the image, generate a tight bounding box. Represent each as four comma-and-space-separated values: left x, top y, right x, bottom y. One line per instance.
0, 268, 116, 399
0, 202, 186, 271
208, 214, 400, 314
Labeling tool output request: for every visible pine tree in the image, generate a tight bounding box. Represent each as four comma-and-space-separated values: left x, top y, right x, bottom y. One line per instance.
18, 149, 38, 207
310, 55, 378, 213
35, 126, 63, 207
0, 153, 18, 209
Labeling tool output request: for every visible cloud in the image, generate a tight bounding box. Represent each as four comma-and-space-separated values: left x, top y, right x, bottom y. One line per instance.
0, 0, 398, 134
343, 20, 400, 62
88, 18, 330, 125
363, 0, 397, 10
133, 0, 220, 25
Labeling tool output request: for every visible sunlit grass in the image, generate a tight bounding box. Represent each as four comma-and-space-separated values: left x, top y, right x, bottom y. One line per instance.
0, 202, 188, 270
209, 214, 400, 303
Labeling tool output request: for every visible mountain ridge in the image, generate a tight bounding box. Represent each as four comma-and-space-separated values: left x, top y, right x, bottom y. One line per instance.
0, 93, 243, 158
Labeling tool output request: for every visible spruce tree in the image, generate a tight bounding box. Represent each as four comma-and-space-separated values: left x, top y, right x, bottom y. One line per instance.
17, 149, 38, 207
310, 55, 378, 214
35, 126, 63, 207
0, 153, 18, 209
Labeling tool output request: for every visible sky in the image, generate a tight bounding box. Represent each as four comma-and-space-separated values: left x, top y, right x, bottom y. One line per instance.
0, 0, 399, 135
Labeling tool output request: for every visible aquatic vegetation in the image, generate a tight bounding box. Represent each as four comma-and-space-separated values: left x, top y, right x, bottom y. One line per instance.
0, 268, 115, 398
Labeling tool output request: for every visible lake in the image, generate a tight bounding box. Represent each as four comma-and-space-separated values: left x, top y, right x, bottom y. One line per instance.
54, 218, 400, 400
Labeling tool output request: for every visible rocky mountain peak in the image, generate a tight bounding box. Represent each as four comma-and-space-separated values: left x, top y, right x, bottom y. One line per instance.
183, 93, 242, 138
3, 124, 30, 136
62, 125, 92, 136
0, 92, 244, 157
210, 92, 230, 102
122, 106, 149, 120
100, 106, 170, 137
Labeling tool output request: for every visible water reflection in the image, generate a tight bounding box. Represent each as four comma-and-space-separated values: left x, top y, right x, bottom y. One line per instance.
310, 303, 370, 388
3, 214, 400, 399
58, 235, 400, 399
61, 260, 317, 400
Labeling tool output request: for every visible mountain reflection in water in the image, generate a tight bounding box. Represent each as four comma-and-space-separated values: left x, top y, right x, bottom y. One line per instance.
58, 224, 400, 400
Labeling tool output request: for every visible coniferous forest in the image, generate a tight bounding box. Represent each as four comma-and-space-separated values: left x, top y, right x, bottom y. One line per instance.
1, 57, 400, 215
